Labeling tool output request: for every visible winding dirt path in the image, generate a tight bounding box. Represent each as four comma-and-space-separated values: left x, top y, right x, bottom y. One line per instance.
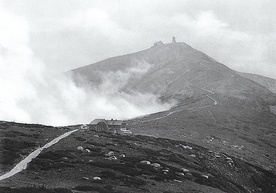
0, 129, 79, 181
142, 87, 219, 122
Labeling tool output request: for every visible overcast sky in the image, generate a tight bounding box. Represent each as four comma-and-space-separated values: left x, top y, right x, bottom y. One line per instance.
1, 0, 276, 78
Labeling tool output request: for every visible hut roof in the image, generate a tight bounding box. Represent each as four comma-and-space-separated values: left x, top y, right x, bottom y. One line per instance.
90, 119, 125, 126
106, 120, 124, 126
90, 119, 107, 125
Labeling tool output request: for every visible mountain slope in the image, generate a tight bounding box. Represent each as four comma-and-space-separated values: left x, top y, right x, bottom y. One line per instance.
239, 72, 276, 94
71, 41, 276, 173
72, 42, 276, 104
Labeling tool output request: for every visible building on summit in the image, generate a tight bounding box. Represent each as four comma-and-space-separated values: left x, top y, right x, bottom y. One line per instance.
172, 36, 176, 43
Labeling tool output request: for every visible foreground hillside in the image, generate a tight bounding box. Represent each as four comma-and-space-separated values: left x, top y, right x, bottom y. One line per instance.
1, 121, 276, 193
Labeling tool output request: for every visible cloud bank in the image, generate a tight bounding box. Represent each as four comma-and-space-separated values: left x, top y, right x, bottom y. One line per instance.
4, 0, 274, 79
0, 5, 173, 126
1, 1, 276, 125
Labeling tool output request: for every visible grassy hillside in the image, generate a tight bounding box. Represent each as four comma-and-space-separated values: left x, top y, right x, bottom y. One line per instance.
129, 93, 276, 173
0, 122, 276, 193
239, 72, 276, 94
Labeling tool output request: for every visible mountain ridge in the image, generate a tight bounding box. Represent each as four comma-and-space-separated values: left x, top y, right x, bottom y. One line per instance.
70, 41, 276, 173
238, 72, 276, 94
71, 41, 276, 104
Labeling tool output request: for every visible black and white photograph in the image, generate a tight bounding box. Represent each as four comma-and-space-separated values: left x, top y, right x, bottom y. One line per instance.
0, 0, 276, 192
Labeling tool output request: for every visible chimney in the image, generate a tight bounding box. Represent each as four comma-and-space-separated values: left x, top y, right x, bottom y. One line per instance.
172, 36, 176, 43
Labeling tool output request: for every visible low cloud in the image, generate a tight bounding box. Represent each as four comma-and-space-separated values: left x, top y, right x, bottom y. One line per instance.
7, 1, 275, 79
0, 53, 173, 126
169, 10, 276, 78
0, 5, 174, 126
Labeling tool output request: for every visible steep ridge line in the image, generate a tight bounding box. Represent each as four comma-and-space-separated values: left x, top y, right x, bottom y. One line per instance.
0, 129, 79, 181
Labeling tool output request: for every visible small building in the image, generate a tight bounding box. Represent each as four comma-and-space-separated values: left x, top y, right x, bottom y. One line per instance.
89, 119, 130, 134
172, 36, 176, 43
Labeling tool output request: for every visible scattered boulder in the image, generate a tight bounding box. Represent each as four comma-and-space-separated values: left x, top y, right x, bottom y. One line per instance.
176, 144, 193, 150
186, 173, 193, 177
232, 145, 244, 149
215, 154, 221, 158
93, 177, 101, 181
119, 154, 126, 158
85, 149, 91, 153
61, 157, 69, 161
181, 168, 189, 173
82, 177, 89, 180
106, 156, 117, 160
226, 157, 232, 161
176, 172, 185, 176
140, 160, 151, 165
105, 151, 114, 157
77, 146, 84, 151
151, 163, 161, 168
226, 157, 234, 164
202, 175, 209, 179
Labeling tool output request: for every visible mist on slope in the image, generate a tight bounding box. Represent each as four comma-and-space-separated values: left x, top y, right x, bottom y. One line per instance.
0, 6, 174, 126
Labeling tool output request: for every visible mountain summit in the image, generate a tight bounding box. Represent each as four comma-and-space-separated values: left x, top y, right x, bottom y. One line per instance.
71, 40, 276, 172
72, 40, 275, 104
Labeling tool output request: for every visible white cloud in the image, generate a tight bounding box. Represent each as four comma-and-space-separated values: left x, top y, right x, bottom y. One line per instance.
0, 3, 44, 122
1, 1, 276, 125
172, 11, 251, 43
68, 7, 136, 42
3, 1, 273, 79
0, 3, 173, 125
169, 10, 276, 78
